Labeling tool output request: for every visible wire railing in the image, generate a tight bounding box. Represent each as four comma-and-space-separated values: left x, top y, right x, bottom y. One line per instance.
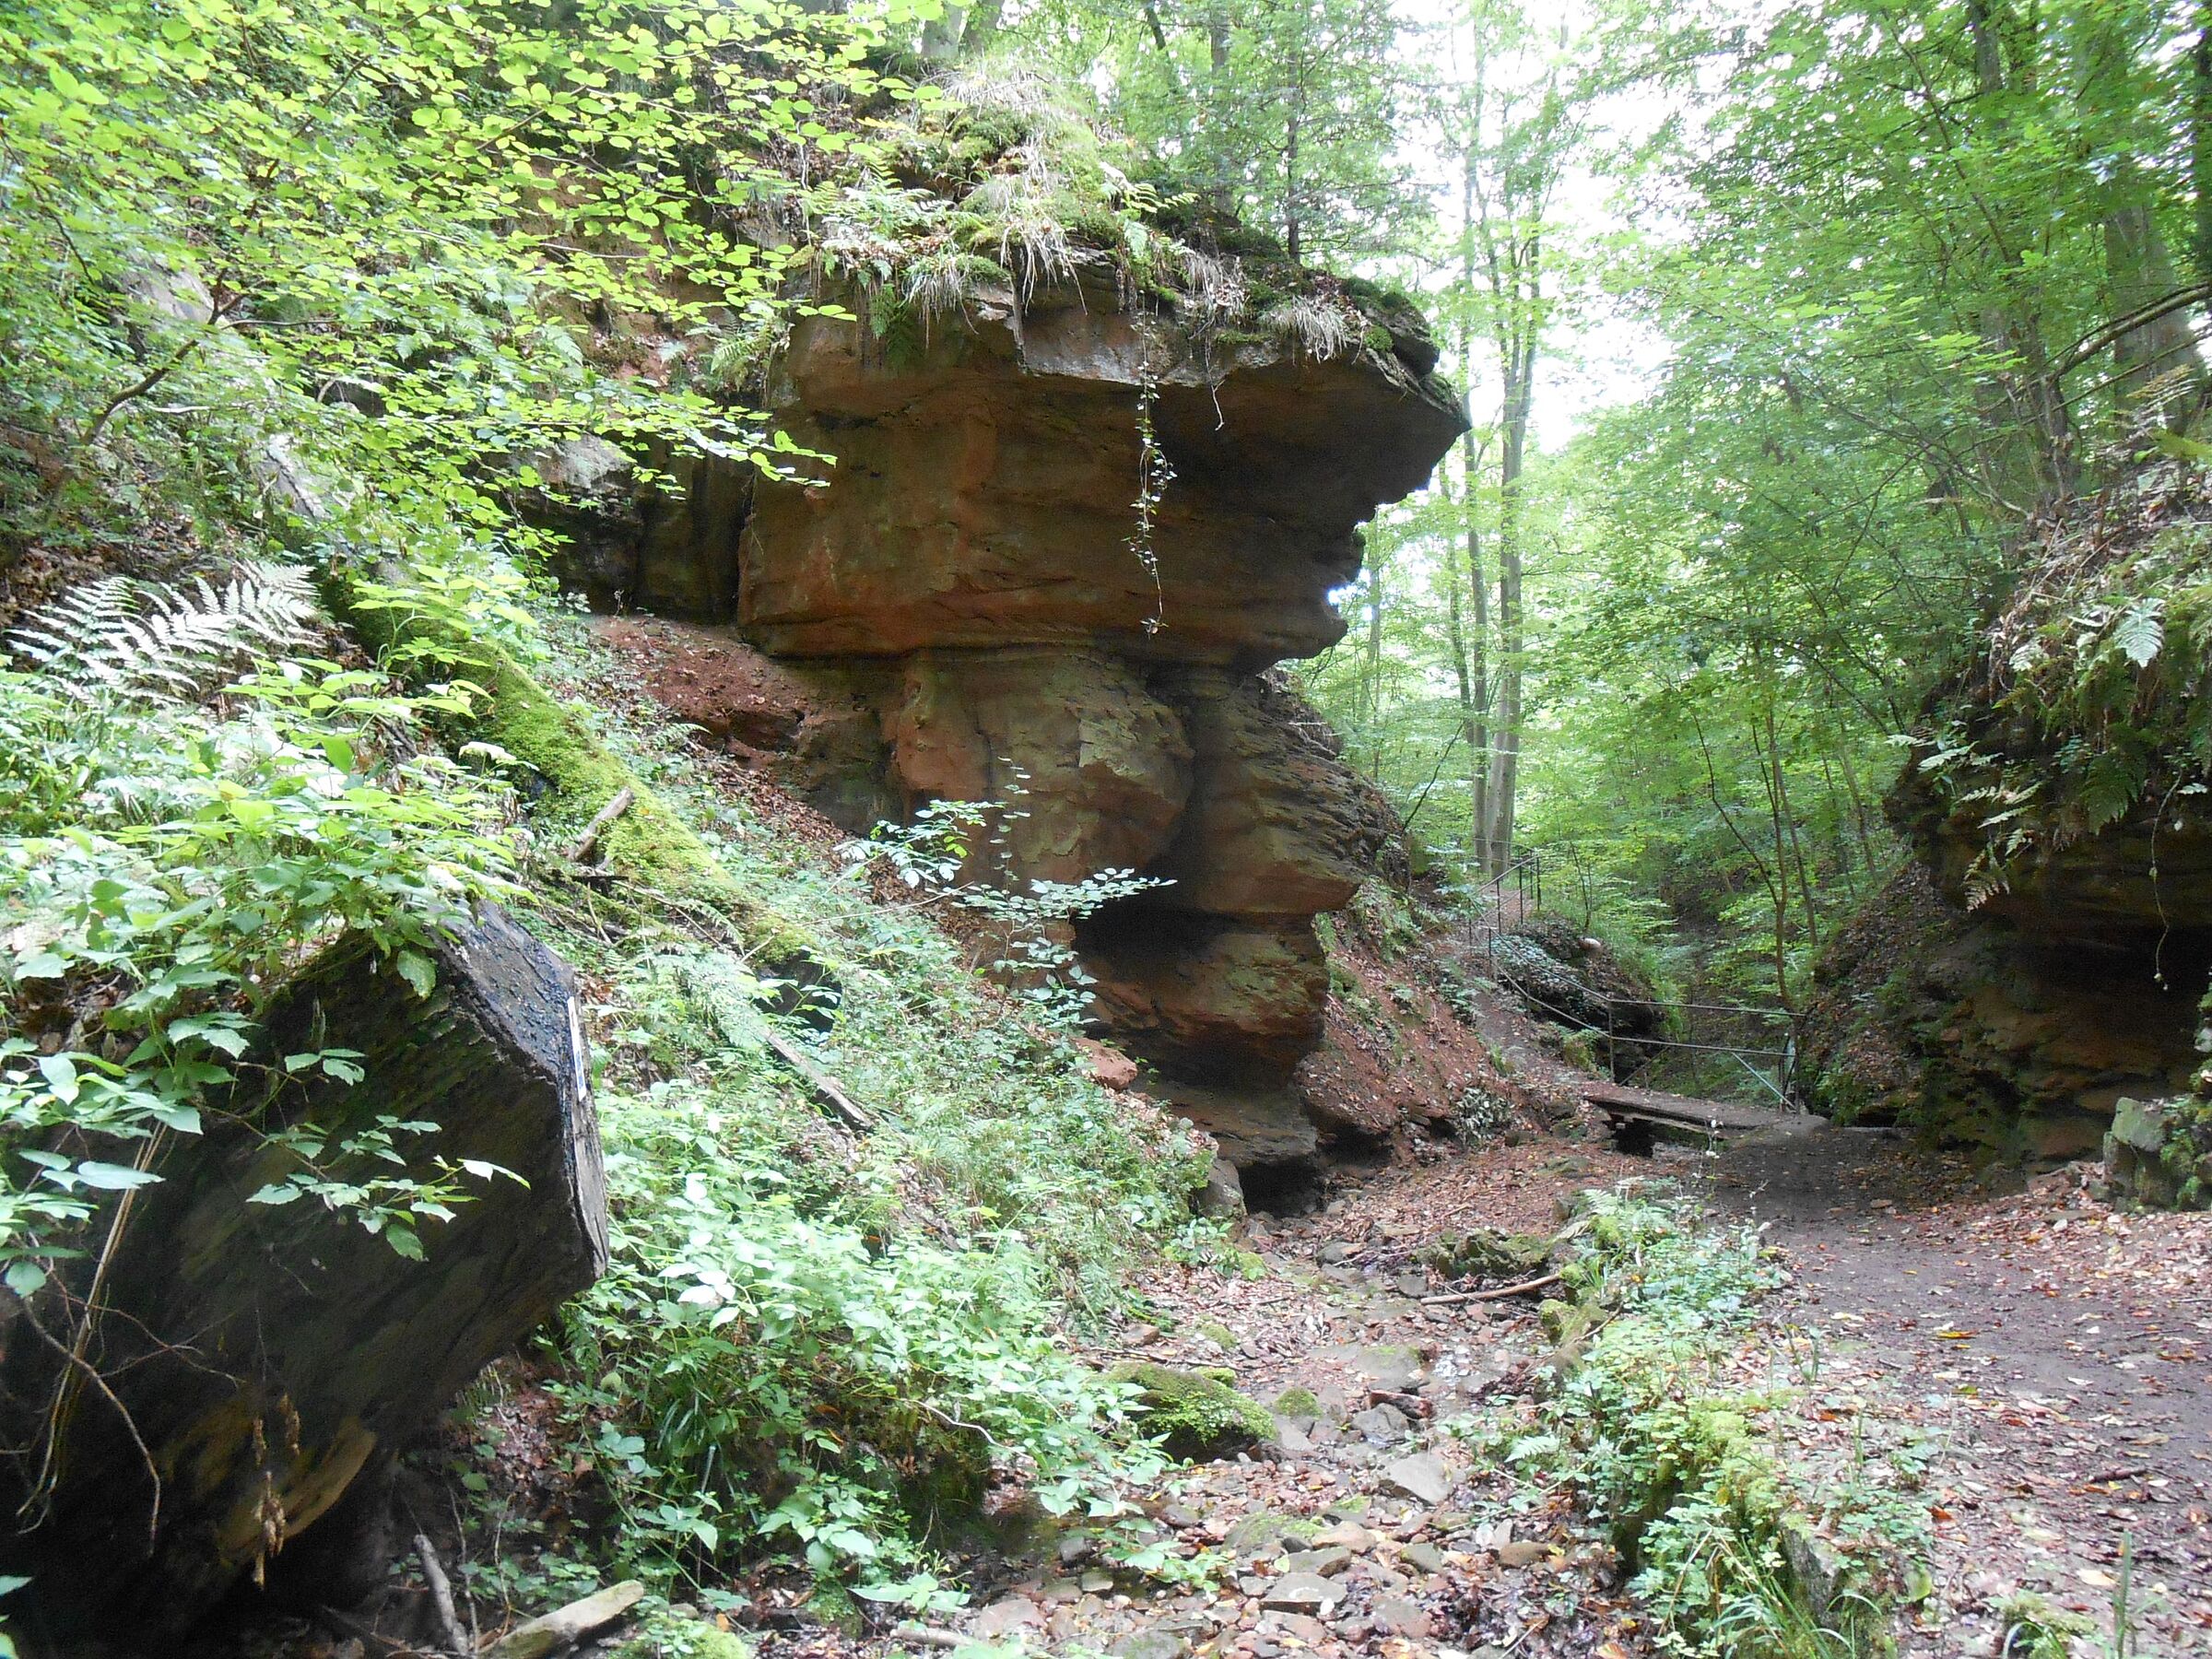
1455, 844, 1800, 1111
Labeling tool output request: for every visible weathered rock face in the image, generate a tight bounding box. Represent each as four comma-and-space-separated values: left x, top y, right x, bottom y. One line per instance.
1800, 465, 2212, 1163
1889, 690, 2212, 947
1804, 830, 2206, 1160
740, 286, 1459, 668
568, 277, 1462, 1166
883, 647, 1194, 883
0, 909, 606, 1646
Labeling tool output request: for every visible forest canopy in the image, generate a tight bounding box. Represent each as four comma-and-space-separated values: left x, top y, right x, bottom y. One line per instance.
976, 0, 2210, 1005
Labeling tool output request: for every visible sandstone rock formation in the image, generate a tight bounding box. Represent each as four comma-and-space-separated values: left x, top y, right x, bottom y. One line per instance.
1801, 470, 2212, 1163
1797, 863, 2203, 1160
565, 275, 1463, 1168
1804, 662, 2212, 1159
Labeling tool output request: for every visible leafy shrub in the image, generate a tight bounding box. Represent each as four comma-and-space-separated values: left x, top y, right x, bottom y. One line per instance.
441, 648, 1216, 1595
839, 787, 1169, 1030
0, 574, 517, 1284
551, 1077, 1163, 1586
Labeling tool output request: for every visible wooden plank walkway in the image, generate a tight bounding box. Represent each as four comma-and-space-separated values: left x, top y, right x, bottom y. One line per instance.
1580, 1079, 1782, 1136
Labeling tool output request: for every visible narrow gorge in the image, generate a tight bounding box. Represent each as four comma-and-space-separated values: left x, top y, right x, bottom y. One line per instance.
8, 4, 2212, 1654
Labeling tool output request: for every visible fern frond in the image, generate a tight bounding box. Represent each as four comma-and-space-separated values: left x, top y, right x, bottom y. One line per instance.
8, 561, 325, 701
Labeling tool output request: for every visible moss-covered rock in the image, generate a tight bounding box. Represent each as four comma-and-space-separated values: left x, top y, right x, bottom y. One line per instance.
610, 1616, 752, 1659
1270, 1385, 1321, 1419
1423, 1226, 1551, 1282
326, 560, 831, 981
2105, 1093, 2212, 1210
1108, 1361, 1274, 1461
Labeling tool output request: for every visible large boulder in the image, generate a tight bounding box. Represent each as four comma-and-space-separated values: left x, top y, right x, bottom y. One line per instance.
1800, 852, 2202, 1159
0, 908, 606, 1646
882, 648, 1194, 882
1080, 914, 1332, 1080
1147, 671, 1393, 918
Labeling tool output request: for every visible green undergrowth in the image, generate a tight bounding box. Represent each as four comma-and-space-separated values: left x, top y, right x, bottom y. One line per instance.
0, 11, 1267, 1640
449, 610, 1221, 1612
800, 51, 1432, 379
0, 571, 524, 1281
1462, 1188, 1934, 1658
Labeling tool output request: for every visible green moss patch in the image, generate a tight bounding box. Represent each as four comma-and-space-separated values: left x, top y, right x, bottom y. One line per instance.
1108, 1362, 1275, 1462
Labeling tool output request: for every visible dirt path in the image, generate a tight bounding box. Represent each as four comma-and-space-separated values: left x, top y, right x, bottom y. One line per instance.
307, 1107, 2202, 1659
1711, 1118, 2212, 1654
780, 1136, 1662, 1659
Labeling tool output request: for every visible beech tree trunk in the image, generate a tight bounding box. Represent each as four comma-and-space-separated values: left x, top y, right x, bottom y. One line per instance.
1454, 157, 1491, 872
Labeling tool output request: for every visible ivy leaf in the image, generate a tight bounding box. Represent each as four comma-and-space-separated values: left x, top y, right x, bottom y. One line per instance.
170, 1016, 251, 1056
37, 1054, 79, 1104
74, 1161, 159, 1190
395, 949, 437, 998
247, 1182, 304, 1205
147, 1100, 202, 1134
4, 1261, 48, 1297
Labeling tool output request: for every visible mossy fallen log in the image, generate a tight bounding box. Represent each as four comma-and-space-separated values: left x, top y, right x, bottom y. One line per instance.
0, 908, 606, 1649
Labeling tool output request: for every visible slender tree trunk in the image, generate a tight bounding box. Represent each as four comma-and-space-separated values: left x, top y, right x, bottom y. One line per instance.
1836, 744, 1880, 875
1485, 314, 1533, 877
1455, 158, 1491, 873
1764, 698, 1820, 959
1754, 712, 1800, 997
1962, 0, 2077, 511
1965, 0, 2005, 91
919, 2, 968, 59
1203, 2, 1233, 212
2196, 5, 2212, 286
1363, 558, 1386, 779
1694, 714, 1793, 1010
2083, 12, 2207, 429
963, 0, 1004, 53
1284, 109, 1301, 265
2104, 205, 2206, 419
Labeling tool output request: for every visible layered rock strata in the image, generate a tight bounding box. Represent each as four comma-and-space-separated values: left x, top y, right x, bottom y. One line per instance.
571, 277, 1463, 1165
1798, 863, 2204, 1159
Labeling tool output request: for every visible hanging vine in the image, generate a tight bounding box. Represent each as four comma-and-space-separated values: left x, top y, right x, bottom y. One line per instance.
1127, 367, 1172, 637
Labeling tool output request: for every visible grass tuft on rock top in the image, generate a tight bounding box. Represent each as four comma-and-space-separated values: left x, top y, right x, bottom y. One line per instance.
445, 609, 1218, 1614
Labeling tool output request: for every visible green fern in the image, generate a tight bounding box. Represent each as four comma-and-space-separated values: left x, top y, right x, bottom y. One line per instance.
868, 288, 927, 371
9, 561, 324, 700
2110, 595, 2165, 670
